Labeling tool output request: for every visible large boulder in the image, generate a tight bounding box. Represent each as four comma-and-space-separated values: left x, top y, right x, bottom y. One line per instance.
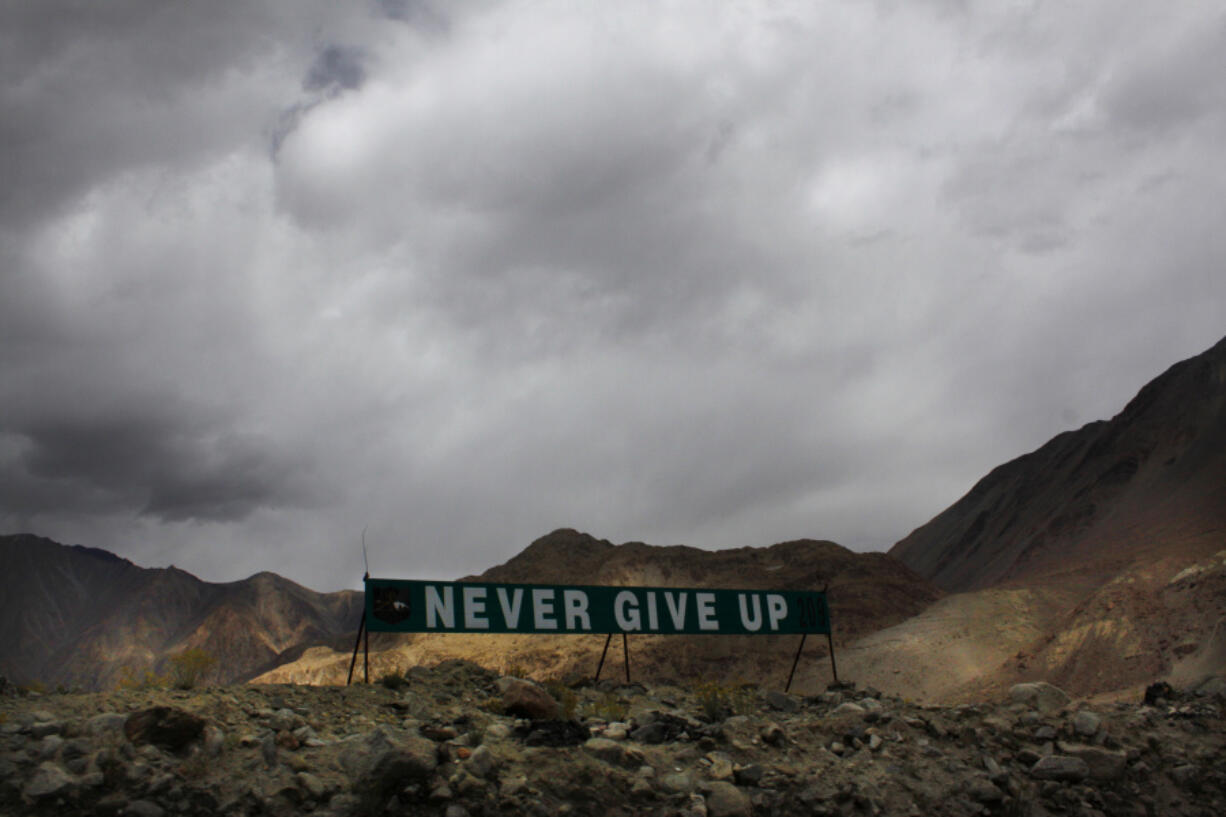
500, 679, 560, 720
124, 707, 206, 754
1009, 682, 1070, 714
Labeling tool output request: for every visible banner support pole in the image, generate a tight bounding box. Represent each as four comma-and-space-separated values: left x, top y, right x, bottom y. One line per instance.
622, 633, 631, 683
785, 633, 807, 693
826, 629, 839, 685
348, 571, 369, 686
594, 633, 613, 682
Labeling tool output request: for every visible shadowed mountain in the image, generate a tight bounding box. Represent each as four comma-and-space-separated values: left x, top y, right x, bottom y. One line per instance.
0, 534, 362, 690
887, 335, 1226, 698
891, 335, 1226, 594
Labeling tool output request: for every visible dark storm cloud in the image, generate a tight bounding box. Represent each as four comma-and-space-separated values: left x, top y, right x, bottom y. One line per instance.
378, 0, 450, 35
0, 388, 315, 523
304, 45, 367, 93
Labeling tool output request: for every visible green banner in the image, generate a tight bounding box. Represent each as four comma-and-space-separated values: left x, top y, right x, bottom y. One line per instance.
365, 578, 830, 635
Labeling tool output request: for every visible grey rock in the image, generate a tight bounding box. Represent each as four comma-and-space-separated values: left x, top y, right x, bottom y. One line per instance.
705, 781, 752, 817
1034, 725, 1057, 740
269, 708, 300, 732
1009, 682, 1070, 714
967, 778, 1003, 803
260, 732, 277, 767
296, 772, 328, 800
1030, 754, 1089, 782
832, 702, 865, 716
24, 761, 74, 799
37, 734, 64, 758
202, 725, 225, 756
660, 771, 696, 793
1058, 743, 1127, 781
706, 751, 734, 781
1072, 710, 1101, 737
584, 737, 627, 767
88, 712, 129, 736
467, 744, 497, 778
1193, 675, 1225, 697
123, 800, 165, 817
764, 690, 800, 713
444, 806, 471, 817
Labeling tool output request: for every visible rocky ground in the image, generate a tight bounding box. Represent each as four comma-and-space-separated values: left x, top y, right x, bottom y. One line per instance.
1, 665, 1223, 817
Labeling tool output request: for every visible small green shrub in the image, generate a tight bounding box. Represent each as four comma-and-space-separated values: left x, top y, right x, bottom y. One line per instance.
543, 679, 578, 720
169, 649, 217, 690
379, 669, 408, 691
586, 692, 628, 722
116, 666, 167, 691
692, 681, 756, 722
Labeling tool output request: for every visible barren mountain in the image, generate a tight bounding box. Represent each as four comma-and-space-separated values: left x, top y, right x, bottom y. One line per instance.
256, 530, 942, 690
887, 335, 1226, 700
891, 335, 1226, 594
0, 534, 362, 691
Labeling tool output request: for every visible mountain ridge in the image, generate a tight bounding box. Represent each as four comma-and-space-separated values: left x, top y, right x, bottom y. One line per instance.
890, 334, 1226, 593
0, 533, 363, 691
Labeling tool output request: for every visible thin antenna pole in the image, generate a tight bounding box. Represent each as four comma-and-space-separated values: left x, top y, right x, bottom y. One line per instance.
362, 526, 369, 578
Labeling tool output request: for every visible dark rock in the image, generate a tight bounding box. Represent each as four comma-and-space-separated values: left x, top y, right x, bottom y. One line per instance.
23, 761, 74, 799
356, 744, 440, 809
500, 679, 560, 720
764, 690, 800, 713
1169, 764, 1199, 787
1144, 682, 1174, 705
123, 800, 165, 817
518, 719, 588, 747
734, 764, 764, 786
1030, 755, 1089, 782
967, 778, 1003, 803
123, 707, 206, 754
631, 721, 671, 745
705, 781, 752, 817
1058, 744, 1127, 781
760, 723, 786, 746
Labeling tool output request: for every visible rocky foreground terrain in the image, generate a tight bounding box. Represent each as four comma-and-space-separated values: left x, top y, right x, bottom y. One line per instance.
2, 664, 1223, 817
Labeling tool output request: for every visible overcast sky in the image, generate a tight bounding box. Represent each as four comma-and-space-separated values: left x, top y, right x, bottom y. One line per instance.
2, 1, 1223, 592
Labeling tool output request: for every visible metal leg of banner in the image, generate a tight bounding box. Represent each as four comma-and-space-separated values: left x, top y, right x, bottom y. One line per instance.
826, 629, 839, 685
364, 619, 370, 684
785, 633, 807, 693
622, 633, 631, 683
347, 611, 366, 686
594, 633, 614, 682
